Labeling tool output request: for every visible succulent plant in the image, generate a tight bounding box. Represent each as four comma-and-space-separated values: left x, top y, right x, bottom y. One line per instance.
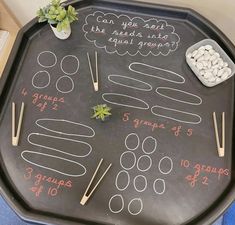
91, 104, 112, 121
37, 0, 78, 32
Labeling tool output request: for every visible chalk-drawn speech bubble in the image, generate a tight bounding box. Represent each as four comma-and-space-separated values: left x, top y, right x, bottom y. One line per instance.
83, 11, 180, 56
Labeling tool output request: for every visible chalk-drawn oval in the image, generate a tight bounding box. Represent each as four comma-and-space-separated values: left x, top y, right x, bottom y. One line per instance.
151, 105, 202, 124
56, 76, 74, 93
108, 75, 152, 91
142, 136, 157, 154
60, 55, 79, 75
153, 178, 165, 195
109, 194, 124, 214
137, 155, 152, 172
28, 133, 92, 158
120, 151, 136, 170
32, 71, 50, 89
129, 62, 185, 84
37, 51, 57, 68
36, 118, 95, 137
125, 133, 140, 151
158, 156, 173, 175
128, 198, 143, 215
156, 87, 202, 105
115, 170, 130, 191
133, 175, 147, 192
21, 151, 86, 177
102, 93, 149, 110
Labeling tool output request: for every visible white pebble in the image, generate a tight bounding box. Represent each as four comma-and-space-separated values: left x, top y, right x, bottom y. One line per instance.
192, 50, 198, 57
196, 62, 203, 70
204, 53, 211, 61
225, 68, 232, 76
197, 56, 205, 62
204, 72, 212, 79
212, 58, 218, 65
205, 45, 213, 50
187, 53, 192, 58
209, 49, 215, 55
214, 52, 220, 58
218, 69, 224, 77
213, 68, 218, 76
202, 61, 208, 67
221, 72, 229, 80
209, 77, 216, 82
210, 55, 217, 61
207, 60, 212, 69
194, 50, 204, 60
223, 62, 228, 67
216, 77, 222, 83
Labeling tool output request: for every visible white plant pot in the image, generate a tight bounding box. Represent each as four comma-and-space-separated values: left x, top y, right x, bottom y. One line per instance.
50, 24, 71, 40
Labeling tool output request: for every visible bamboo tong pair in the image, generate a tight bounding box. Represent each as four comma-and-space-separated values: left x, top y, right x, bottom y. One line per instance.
213, 112, 225, 157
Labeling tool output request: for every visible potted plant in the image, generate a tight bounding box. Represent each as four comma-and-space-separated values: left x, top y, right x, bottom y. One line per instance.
91, 104, 112, 122
37, 0, 78, 39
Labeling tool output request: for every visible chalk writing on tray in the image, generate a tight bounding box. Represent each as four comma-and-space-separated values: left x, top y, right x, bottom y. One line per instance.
21, 88, 65, 112
180, 159, 230, 188
83, 11, 180, 56
24, 167, 72, 198
122, 112, 194, 137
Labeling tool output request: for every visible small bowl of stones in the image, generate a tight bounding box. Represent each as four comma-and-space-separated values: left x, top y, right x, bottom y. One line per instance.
186, 39, 235, 87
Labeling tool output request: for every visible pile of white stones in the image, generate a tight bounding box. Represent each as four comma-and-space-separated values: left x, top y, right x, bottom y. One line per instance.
187, 45, 232, 85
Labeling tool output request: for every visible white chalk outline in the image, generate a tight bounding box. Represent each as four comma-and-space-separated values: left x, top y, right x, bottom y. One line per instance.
120, 151, 136, 170
82, 11, 180, 57
125, 133, 140, 151
21, 150, 86, 177
108, 75, 152, 91
102, 93, 149, 110
156, 87, 202, 105
151, 105, 202, 124
56, 75, 75, 94
129, 62, 185, 84
133, 175, 147, 193
32, 71, 51, 89
28, 133, 92, 158
153, 178, 165, 195
142, 136, 157, 154
60, 55, 80, 75
109, 194, 124, 214
36, 118, 95, 138
115, 170, 130, 191
128, 198, 143, 215
137, 155, 152, 172
37, 51, 57, 68
158, 156, 173, 175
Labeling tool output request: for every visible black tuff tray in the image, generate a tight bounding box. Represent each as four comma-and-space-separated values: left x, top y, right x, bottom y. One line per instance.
0, 0, 235, 225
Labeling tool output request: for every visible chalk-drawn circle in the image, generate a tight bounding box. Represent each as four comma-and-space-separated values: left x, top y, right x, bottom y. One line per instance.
60, 55, 79, 75
158, 156, 173, 175
108, 75, 152, 91
28, 133, 92, 158
129, 62, 185, 84
56, 76, 74, 93
32, 71, 50, 89
133, 175, 147, 193
125, 133, 140, 151
128, 198, 143, 216
137, 155, 152, 172
102, 93, 149, 110
142, 136, 157, 154
120, 151, 136, 170
151, 105, 202, 124
153, 178, 165, 195
36, 118, 95, 138
115, 170, 130, 191
156, 87, 202, 105
109, 194, 124, 214
21, 150, 86, 177
37, 51, 57, 68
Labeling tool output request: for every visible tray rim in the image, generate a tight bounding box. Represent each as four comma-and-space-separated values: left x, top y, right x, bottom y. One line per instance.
0, 0, 235, 225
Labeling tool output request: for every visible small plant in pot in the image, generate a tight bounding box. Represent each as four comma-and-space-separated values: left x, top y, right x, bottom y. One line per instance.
37, 0, 78, 39
91, 104, 112, 122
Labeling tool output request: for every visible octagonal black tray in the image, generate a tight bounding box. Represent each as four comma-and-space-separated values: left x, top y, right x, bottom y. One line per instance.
0, 0, 235, 225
